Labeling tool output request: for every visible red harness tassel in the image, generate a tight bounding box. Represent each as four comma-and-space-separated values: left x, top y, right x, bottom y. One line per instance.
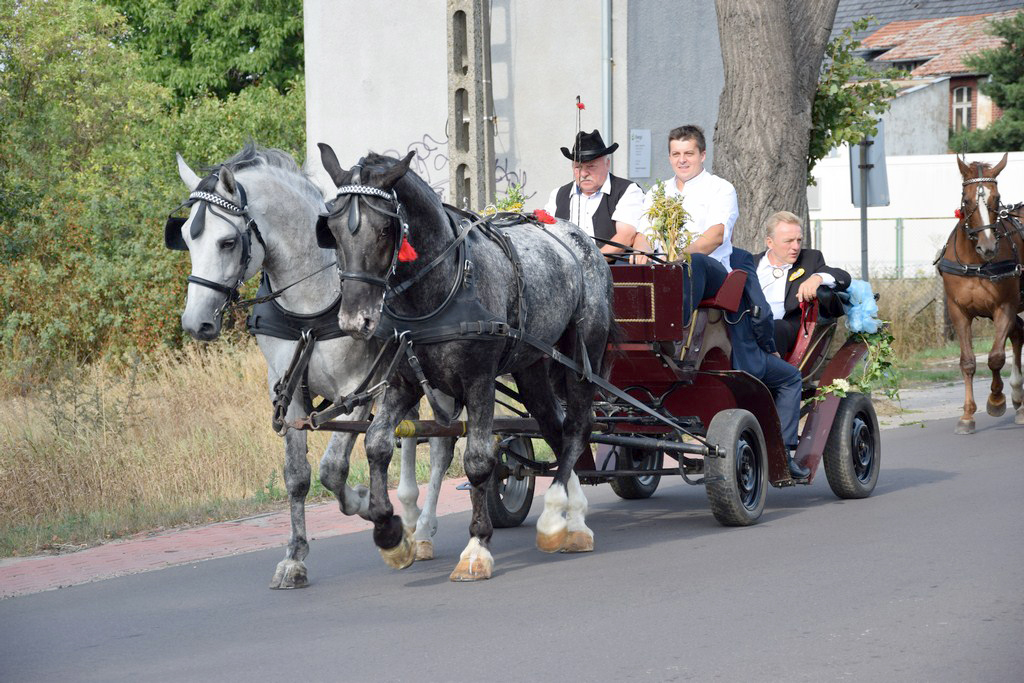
398, 236, 418, 262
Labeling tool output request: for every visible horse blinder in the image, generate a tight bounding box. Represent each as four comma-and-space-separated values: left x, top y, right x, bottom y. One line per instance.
164, 215, 188, 251
316, 213, 337, 249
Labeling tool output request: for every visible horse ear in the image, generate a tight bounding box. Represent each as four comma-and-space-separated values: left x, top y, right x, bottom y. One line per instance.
379, 150, 416, 190
318, 142, 347, 187
990, 152, 1008, 177
316, 214, 337, 249
956, 155, 972, 178
177, 153, 201, 191
217, 166, 238, 199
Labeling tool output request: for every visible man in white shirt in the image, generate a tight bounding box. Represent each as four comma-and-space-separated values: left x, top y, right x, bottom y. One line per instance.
544, 130, 646, 260
637, 125, 738, 270
755, 211, 851, 355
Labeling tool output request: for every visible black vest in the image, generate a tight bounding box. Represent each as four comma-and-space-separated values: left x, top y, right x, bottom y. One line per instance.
554, 174, 635, 242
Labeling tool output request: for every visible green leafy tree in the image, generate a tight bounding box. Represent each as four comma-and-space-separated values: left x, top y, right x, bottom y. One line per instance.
0, 0, 306, 384
105, 0, 304, 103
949, 11, 1024, 153
808, 17, 900, 184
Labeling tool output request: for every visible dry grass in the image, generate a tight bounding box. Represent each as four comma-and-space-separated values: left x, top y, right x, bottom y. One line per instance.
0, 343, 460, 557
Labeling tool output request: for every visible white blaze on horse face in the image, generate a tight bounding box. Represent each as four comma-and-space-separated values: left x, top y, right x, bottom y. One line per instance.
976, 184, 995, 244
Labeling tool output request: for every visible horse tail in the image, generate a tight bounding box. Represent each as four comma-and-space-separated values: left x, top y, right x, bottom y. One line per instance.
600, 315, 625, 381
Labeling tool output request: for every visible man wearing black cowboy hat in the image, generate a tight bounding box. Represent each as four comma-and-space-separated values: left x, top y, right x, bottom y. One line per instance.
544, 130, 645, 259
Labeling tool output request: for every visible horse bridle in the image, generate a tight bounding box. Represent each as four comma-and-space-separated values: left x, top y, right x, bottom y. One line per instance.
164, 175, 266, 316
960, 175, 1017, 244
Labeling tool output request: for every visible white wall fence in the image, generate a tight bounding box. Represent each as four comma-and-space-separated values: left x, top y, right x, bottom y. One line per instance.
809, 148, 1024, 280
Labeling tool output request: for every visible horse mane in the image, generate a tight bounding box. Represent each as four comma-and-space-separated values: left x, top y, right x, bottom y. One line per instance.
361, 152, 442, 214
208, 141, 324, 208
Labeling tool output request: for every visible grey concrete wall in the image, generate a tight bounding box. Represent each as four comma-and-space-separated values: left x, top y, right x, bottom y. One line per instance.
882, 79, 949, 156
626, 0, 724, 188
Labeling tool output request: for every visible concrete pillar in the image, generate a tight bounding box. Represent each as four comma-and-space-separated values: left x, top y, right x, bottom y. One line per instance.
447, 0, 495, 211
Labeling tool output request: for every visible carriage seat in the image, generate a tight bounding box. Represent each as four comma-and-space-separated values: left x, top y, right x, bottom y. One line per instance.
698, 269, 746, 313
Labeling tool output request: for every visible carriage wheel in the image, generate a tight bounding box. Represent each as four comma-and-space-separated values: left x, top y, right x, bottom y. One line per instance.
823, 393, 880, 499
485, 437, 536, 528
704, 409, 767, 526
608, 446, 663, 499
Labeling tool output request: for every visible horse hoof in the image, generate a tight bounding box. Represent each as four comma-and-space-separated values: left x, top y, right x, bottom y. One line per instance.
1015, 411, 1024, 425
987, 397, 1006, 417
560, 530, 594, 553
536, 526, 568, 553
414, 540, 434, 561
449, 555, 493, 582
954, 419, 976, 435
269, 559, 308, 589
379, 529, 415, 570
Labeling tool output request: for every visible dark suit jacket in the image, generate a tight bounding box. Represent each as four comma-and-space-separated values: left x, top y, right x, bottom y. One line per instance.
728, 248, 778, 377
753, 248, 851, 323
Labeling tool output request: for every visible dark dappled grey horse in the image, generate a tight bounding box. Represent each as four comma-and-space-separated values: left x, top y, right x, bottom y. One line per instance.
315, 144, 615, 581
166, 143, 455, 588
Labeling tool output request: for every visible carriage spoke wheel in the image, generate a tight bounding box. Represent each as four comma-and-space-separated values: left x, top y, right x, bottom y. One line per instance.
609, 446, 663, 499
823, 393, 880, 499
485, 437, 536, 528
705, 409, 767, 526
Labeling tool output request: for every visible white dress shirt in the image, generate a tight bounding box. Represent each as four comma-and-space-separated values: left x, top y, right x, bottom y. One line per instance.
544, 175, 646, 239
756, 253, 836, 320
637, 168, 738, 270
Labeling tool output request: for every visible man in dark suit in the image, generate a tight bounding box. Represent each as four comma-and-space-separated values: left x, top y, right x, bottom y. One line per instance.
754, 211, 851, 355
730, 248, 808, 479
543, 130, 646, 261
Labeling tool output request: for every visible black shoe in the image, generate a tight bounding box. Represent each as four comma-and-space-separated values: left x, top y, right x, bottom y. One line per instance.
788, 458, 810, 479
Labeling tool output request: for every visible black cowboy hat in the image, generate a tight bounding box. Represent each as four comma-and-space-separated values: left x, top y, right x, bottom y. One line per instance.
560, 130, 619, 162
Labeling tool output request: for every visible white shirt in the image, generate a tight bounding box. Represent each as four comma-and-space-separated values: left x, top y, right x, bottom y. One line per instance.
637, 169, 738, 270
544, 175, 645, 239
756, 253, 837, 320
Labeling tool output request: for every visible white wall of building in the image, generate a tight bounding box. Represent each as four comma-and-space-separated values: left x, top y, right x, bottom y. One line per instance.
303, 0, 448, 195
304, 0, 631, 208
810, 149, 1024, 278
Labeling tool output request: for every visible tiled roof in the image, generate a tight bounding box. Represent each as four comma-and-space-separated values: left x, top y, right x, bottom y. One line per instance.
833, 0, 1024, 42
861, 10, 1020, 76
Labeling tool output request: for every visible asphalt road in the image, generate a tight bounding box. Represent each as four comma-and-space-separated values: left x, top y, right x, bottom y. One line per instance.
2, 411, 1023, 683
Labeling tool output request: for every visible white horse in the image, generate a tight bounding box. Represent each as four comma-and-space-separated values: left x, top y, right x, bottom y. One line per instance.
166, 143, 455, 587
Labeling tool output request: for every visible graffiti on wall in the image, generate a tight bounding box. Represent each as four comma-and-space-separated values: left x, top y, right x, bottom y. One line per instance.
384, 129, 529, 205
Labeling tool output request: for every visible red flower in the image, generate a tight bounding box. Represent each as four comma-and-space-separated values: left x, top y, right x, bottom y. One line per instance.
533, 209, 557, 224
576, 102, 585, 110
954, 208, 963, 219
398, 236, 418, 262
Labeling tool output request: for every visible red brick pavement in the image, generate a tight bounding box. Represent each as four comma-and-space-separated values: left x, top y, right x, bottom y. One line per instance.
0, 478, 499, 599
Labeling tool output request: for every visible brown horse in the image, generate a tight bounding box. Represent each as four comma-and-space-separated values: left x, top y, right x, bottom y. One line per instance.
937, 153, 1024, 434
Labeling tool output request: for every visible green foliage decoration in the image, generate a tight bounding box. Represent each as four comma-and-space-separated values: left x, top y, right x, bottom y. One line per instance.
0, 0, 307, 386
481, 183, 527, 215
809, 326, 901, 404
808, 17, 901, 185
949, 11, 1024, 153
642, 181, 693, 263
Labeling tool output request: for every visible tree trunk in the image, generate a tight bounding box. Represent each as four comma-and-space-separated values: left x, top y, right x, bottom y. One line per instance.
712, 0, 838, 251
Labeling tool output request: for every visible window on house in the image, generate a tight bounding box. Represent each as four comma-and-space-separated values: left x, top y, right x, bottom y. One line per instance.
953, 87, 972, 131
